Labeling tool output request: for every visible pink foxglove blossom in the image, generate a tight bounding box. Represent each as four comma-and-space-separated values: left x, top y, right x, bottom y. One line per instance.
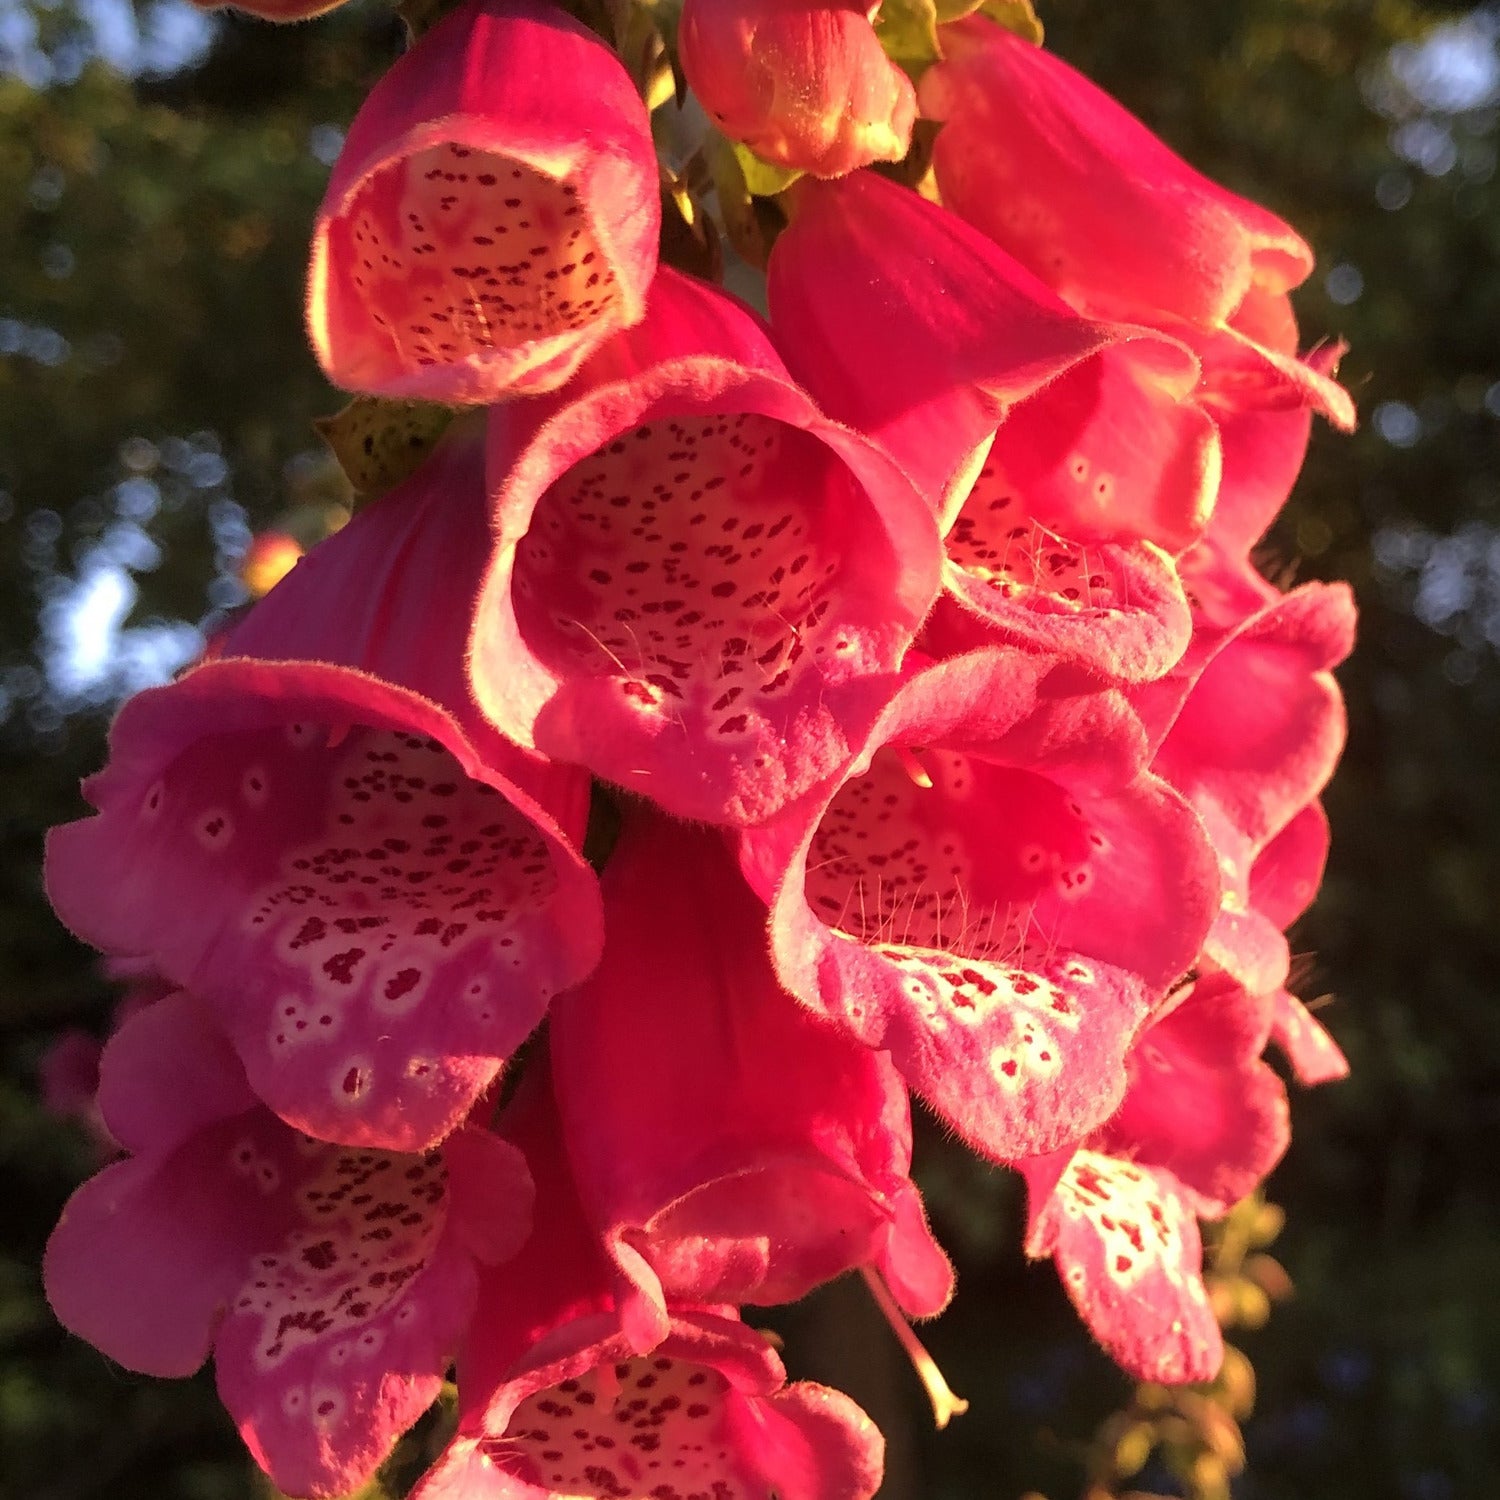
45, 992, 532, 1498
469, 266, 942, 826
679, 0, 916, 177
308, 0, 660, 404
769, 172, 1216, 686
1020, 971, 1292, 1383
738, 647, 1221, 1162
414, 1069, 886, 1500
919, 18, 1355, 431
770, 171, 1222, 555
1151, 581, 1355, 995
47, 433, 602, 1151
549, 807, 952, 1352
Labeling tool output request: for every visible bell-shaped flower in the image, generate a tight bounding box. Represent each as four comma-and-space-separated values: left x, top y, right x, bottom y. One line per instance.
308, 0, 660, 404
45, 991, 532, 1499
679, 0, 916, 177
769, 173, 1215, 686
47, 431, 603, 1152
737, 646, 1221, 1163
770, 172, 1219, 550
413, 1067, 886, 1500
1020, 971, 1291, 1383
919, 19, 1355, 431
549, 805, 953, 1352
469, 266, 943, 827
1151, 581, 1355, 993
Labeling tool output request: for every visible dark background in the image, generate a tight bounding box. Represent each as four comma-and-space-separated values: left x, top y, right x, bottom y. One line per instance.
2, 1, 1497, 1496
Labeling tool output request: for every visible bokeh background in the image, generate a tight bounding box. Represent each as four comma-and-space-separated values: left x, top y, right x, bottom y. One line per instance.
2, 1, 1498, 1496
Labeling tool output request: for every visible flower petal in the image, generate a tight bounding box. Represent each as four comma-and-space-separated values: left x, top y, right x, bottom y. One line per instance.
549, 807, 952, 1342
48, 438, 601, 1151
1024, 1150, 1222, 1384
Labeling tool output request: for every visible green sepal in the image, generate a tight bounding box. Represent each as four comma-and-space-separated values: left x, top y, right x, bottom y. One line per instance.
313, 397, 455, 505
731, 142, 805, 198
874, 0, 942, 64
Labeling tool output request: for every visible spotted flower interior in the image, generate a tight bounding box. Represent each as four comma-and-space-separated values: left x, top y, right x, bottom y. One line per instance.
49, 708, 586, 1151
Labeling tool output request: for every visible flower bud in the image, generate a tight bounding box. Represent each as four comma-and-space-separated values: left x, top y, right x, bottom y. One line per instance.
680, 0, 916, 177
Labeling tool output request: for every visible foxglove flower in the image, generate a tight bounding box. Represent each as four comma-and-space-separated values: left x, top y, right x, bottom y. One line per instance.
47, 433, 602, 1151
738, 647, 1221, 1162
1151, 581, 1355, 993
414, 1069, 885, 1500
1021, 972, 1290, 1383
679, 0, 916, 177
470, 266, 943, 826
770, 172, 1220, 551
46, 992, 532, 1498
769, 172, 1217, 685
308, 0, 660, 404
550, 807, 952, 1351
919, 18, 1355, 430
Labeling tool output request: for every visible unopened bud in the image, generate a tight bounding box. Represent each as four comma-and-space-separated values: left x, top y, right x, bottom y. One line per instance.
1216, 1345, 1256, 1419
1244, 1253, 1294, 1302
1234, 1280, 1273, 1329
1112, 1420, 1155, 1477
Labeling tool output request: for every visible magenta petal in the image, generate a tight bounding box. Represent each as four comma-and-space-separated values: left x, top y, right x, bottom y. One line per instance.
1270, 990, 1350, 1086
985, 342, 1221, 552
925, 527, 1193, 690
421, 1071, 884, 1500
1207, 403, 1314, 563
1155, 581, 1354, 860
1101, 974, 1288, 1216
471, 267, 943, 826
921, 19, 1312, 335
48, 440, 601, 1152
1024, 1151, 1223, 1384
46, 1149, 252, 1378
1250, 800, 1330, 931
95, 988, 258, 1150
420, 1320, 883, 1500
217, 1123, 527, 1498
550, 808, 952, 1337
768, 172, 1116, 514
47, 997, 531, 1497
743, 649, 1220, 1160
308, 0, 658, 402
37, 1030, 103, 1125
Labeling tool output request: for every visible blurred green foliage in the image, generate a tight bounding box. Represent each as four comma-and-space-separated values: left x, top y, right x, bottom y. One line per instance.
1, 1, 1498, 1498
